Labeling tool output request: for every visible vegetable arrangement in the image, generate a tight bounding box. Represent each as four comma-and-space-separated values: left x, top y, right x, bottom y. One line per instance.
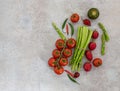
48, 8, 110, 84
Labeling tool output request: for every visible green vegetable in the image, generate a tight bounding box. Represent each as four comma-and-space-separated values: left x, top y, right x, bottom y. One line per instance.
67, 74, 80, 85
52, 22, 66, 40
68, 23, 74, 37
70, 26, 93, 71
98, 22, 110, 55
62, 18, 68, 30
88, 8, 99, 19
98, 22, 110, 42
101, 34, 106, 55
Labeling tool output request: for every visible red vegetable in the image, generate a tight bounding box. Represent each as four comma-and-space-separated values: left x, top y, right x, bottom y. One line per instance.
92, 30, 99, 39
52, 49, 61, 58
63, 48, 72, 57
83, 62, 92, 72
66, 24, 69, 35
48, 57, 56, 67
70, 13, 80, 23
59, 57, 68, 66
66, 38, 76, 49
85, 50, 93, 61
64, 70, 74, 77
93, 58, 102, 67
54, 66, 64, 75
83, 19, 91, 26
74, 72, 80, 78
88, 42, 96, 50
55, 39, 65, 50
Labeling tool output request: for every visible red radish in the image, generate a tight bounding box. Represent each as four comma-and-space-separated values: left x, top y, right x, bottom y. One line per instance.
74, 72, 80, 78
88, 42, 96, 50
83, 62, 92, 72
85, 50, 93, 61
83, 19, 91, 26
92, 30, 99, 39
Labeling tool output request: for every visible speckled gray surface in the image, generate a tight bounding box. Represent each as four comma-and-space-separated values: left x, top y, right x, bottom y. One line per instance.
0, 0, 120, 91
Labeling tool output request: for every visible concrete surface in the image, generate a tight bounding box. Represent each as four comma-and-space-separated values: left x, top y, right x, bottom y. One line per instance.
0, 0, 120, 91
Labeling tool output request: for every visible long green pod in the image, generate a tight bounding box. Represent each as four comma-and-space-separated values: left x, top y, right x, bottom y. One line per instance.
68, 23, 74, 37
52, 22, 66, 40
67, 74, 80, 85
62, 18, 68, 30
101, 34, 106, 55
98, 22, 110, 42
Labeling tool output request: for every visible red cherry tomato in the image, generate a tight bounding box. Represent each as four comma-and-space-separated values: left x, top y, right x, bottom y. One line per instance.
70, 13, 80, 23
66, 38, 76, 49
48, 57, 56, 67
93, 58, 102, 67
63, 48, 72, 57
55, 39, 65, 50
59, 57, 68, 66
54, 66, 64, 75
52, 49, 61, 58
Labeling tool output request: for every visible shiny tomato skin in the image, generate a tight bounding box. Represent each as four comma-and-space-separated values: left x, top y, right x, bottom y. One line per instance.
70, 13, 80, 23
63, 48, 72, 57
55, 39, 65, 50
54, 67, 64, 75
66, 38, 76, 49
48, 57, 56, 67
93, 58, 102, 67
59, 57, 68, 66
52, 49, 61, 58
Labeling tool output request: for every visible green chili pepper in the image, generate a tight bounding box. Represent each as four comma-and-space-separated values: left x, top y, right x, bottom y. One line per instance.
68, 23, 74, 37
52, 22, 66, 40
67, 74, 80, 85
62, 18, 68, 30
98, 22, 110, 42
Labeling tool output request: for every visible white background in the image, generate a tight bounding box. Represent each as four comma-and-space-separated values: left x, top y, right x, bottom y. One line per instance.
0, 0, 120, 91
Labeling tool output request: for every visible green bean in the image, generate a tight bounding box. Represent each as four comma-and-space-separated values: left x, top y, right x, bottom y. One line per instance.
101, 34, 106, 55
98, 22, 110, 42
52, 22, 66, 40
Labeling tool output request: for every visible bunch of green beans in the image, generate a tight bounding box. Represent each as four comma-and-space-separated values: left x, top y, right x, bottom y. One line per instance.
70, 26, 93, 71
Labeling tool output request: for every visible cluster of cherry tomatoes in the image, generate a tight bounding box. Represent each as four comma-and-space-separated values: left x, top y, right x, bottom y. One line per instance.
48, 38, 76, 75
